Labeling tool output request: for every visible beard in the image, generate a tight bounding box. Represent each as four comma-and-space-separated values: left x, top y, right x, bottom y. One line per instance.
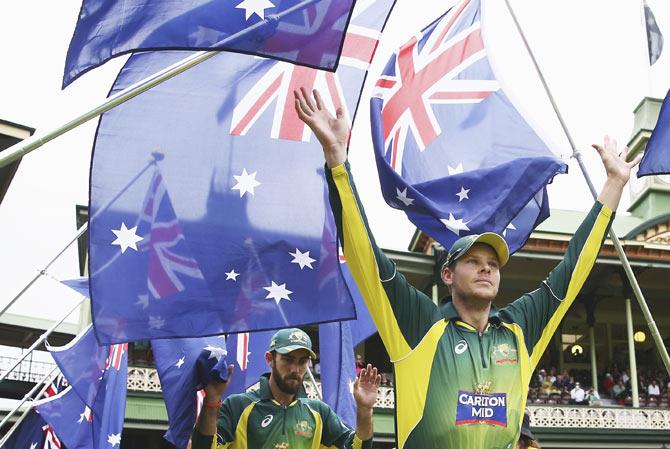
271, 365, 303, 395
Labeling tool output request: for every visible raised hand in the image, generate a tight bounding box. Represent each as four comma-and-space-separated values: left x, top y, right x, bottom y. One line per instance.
591, 135, 642, 186
592, 135, 643, 211
353, 364, 381, 410
294, 87, 349, 168
203, 364, 235, 404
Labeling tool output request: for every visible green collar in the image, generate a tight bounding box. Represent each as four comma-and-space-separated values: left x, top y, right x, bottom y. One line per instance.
439, 299, 501, 324
258, 373, 308, 402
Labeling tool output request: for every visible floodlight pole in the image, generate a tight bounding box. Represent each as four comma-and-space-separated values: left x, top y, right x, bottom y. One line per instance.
0, 0, 320, 169
503, 0, 670, 375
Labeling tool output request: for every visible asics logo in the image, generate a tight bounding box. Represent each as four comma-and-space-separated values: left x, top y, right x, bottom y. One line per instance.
455, 340, 468, 355
262, 415, 273, 428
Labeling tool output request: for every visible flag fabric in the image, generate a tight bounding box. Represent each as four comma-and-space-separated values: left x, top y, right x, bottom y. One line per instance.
639, 88, 670, 177
3, 411, 51, 449
645, 1, 664, 65
63, 0, 357, 87
319, 261, 376, 429
152, 331, 274, 449
88, 0, 396, 344
370, 0, 567, 254
36, 329, 128, 449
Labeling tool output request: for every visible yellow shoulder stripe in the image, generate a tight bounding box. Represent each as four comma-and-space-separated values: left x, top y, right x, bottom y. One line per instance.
394, 319, 447, 449
331, 164, 411, 361
529, 206, 611, 370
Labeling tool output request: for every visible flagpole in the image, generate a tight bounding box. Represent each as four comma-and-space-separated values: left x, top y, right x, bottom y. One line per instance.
503, 0, 670, 375
306, 366, 322, 400
0, 156, 157, 318
0, 294, 85, 384
0, 367, 59, 447
0, 0, 321, 169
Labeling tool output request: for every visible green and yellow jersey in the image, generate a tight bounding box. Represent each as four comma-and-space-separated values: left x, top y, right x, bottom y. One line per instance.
192, 374, 371, 449
326, 162, 613, 449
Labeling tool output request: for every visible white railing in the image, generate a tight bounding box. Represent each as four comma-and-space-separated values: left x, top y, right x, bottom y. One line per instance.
127, 366, 162, 392
21, 365, 670, 431
528, 405, 670, 430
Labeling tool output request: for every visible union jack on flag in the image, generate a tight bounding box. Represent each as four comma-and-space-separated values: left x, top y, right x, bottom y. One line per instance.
138, 169, 205, 300
370, 0, 567, 254
88, 0, 396, 344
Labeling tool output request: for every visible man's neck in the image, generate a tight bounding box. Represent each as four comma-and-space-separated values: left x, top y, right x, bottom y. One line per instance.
452, 296, 491, 332
268, 378, 295, 406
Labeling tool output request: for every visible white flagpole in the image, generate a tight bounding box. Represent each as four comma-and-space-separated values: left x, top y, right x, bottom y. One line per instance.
0, 368, 59, 447
0, 293, 85, 384
0, 155, 158, 318
0, 0, 321, 169
306, 366, 322, 400
503, 0, 670, 375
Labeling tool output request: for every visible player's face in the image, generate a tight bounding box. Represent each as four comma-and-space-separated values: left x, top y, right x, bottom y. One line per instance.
442, 243, 500, 303
269, 349, 310, 395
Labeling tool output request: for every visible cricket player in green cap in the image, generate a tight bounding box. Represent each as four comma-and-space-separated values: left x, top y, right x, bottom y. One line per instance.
294, 86, 641, 449
193, 327, 381, 449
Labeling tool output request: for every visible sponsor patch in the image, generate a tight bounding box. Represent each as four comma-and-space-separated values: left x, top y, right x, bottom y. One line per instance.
491, 343, 518, 365
456, 390, 507, 427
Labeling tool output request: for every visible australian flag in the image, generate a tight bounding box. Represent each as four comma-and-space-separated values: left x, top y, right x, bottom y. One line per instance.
370, 0, 567, 254
4, 376, 66, 449
35, 327, 128, 449
639, 88, 670, 177
152, 330, 274, 449
88, 0, 396, 344
319, 260, 376, 429
63, 0, 357, 87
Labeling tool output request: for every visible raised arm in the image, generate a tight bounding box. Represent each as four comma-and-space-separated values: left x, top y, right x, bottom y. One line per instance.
294, 88, 442, 361
353, 364, 381, 441
593, 135, 642, 210
501, 136, 641, 369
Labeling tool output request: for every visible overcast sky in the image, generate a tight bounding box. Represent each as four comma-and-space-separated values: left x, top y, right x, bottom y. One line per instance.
1, 0, 669, 322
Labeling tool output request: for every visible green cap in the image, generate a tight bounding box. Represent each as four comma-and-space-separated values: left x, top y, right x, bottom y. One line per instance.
268, 328, 316, 358
442, 232, 509, 269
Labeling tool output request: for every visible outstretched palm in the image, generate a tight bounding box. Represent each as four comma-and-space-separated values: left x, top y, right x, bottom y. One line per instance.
294, 87, 349, 168
592, 135, 642, 184
353, 364, 381, 409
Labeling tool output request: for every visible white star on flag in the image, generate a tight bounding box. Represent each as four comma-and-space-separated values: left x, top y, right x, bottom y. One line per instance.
289, 248, 316, 270
107, 433, 122, 447
441, 213, 470, 235
175, 356, 185, 368
111, 222, 143, 253
395, 187, 414, 206
77, 409, 88, 424
264, 281, 293, 304
204, 345, 227, 361
235, 0, 274, 20
232, 168, 261, 197
29, 443, 37, 449
148, 315, 166, 329
136, 294, 149, 309
225, 269, 240, 281
456, 186, 470, 202
448, 163, 464, 175
503, 222, 516, 237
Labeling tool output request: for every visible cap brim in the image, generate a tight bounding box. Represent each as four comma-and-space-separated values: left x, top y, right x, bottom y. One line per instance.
520, 427, 536, 441
472, 233, 509, 267
275, 345, 316, 359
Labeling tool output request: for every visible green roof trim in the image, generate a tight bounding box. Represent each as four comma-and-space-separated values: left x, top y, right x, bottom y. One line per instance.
534, 208, 644, 237
125, 395, 168, 424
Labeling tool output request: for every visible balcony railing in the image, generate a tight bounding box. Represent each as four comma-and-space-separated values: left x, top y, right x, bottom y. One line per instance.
6, 363, 670, 431
0, 356, 57, 384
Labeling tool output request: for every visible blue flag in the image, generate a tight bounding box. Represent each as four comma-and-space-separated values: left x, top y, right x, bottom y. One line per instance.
36, 330, 128, 449
3, 411, 53, 449
370, 0, 567, 254
152, 330, 273, 449
639, 89, 670, 177
63, 0, 357, 87
88, 0, 396, 344
319, 261, 376, 429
